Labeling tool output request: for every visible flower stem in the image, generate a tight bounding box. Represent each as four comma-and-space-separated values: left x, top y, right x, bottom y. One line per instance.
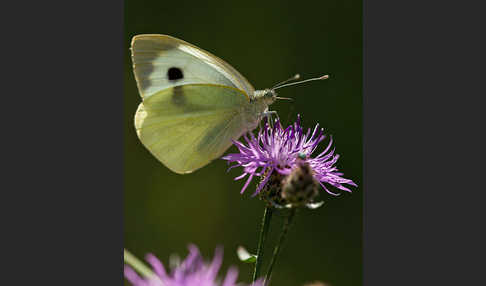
252, 206, 274, 283
124, 249, 154, 278
263, 208, 297, 285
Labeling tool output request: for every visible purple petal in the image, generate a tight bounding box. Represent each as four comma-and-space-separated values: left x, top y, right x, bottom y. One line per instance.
222, 267, 239, 286
252, 167, 274, 197
145, 253, 168, 280
234, 173, 247, 181
319, 182, 341, 196
124, 265, 146, 285
240, 174, 254, 194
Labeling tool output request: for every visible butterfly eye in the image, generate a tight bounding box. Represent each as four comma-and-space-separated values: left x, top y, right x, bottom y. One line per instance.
264, 89, 276, 98
167, 67, 184, 81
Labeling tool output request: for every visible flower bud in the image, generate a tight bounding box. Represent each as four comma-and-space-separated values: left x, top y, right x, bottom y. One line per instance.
281, 154, 319, 207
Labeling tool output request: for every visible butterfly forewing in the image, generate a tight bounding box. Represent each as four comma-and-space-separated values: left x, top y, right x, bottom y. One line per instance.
131, 34, 255, 100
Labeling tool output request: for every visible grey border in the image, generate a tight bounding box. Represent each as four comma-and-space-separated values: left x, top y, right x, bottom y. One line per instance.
3, 0, 124, 284
364, 0, 485, 285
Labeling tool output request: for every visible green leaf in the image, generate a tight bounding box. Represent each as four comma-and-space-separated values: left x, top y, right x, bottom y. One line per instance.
236, 246, 257, 263
124, 249, 155, 278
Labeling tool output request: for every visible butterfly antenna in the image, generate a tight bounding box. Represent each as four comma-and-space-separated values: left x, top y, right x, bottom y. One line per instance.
272, 74, 301, 89
273, 74, 329, 90
275, 97, 294, 101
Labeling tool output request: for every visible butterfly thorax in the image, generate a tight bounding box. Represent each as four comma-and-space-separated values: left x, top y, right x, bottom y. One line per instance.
239, 89, 276, 131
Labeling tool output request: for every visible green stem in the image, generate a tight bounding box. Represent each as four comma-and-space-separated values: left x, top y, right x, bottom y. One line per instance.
252, 206, 274, 283
263, 208, 297, 286
124, 249, 154, 278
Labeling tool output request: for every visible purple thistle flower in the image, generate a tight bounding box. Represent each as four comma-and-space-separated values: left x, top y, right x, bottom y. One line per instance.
124, 245, 263, 286
222, 115, 357, 197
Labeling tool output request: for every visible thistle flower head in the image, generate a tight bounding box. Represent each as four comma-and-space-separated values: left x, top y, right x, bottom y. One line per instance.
124, 245, 262, 286
223, 115, 357, 198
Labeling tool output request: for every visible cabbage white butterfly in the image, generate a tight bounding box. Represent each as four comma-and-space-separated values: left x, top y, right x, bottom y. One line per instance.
131, 34, 327, 174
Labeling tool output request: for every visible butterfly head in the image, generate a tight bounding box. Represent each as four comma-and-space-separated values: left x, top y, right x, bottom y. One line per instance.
252, 89, 277, 105
263, 89, 278, 104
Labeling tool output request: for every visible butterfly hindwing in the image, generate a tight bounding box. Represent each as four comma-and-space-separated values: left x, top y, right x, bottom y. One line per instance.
135, 84, 252, 174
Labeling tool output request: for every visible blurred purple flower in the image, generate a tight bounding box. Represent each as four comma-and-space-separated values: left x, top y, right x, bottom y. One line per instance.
222, 115, 357, 196
124, 244, 263, 286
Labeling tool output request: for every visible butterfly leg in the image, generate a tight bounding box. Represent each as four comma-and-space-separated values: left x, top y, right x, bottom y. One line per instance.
262, 110, 279, 128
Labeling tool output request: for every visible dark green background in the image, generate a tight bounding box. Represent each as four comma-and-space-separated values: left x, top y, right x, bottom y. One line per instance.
124, 0, 362, 285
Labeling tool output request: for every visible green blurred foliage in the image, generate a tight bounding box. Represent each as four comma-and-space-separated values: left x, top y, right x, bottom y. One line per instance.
124, 0, 362, 285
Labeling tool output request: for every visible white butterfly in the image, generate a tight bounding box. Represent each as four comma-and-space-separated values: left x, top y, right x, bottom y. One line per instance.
131, 34, 327, 174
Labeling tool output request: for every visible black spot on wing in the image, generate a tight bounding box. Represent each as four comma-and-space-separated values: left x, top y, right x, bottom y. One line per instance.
168, 67, 184, 81
132, 36, 177, 93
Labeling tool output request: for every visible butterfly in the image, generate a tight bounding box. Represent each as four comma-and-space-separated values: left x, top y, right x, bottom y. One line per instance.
131, 34, 327, 174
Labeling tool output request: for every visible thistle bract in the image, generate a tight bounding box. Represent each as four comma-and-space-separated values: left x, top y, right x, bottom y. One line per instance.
281, 156, 319, 207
